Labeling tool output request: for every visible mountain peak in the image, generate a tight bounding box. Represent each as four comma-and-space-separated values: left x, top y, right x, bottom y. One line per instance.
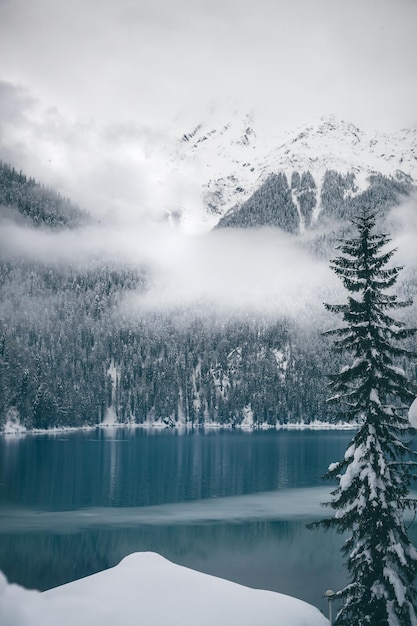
169, 112, 417, 232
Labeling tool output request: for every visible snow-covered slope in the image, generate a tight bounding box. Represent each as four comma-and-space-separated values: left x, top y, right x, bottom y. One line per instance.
169, 113, 417, 232
263, 116, 417, 187
0, 552, 329, 626
169, 110, 263, 231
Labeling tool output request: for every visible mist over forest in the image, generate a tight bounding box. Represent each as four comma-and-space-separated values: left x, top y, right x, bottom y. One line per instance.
0, 160, 416, 430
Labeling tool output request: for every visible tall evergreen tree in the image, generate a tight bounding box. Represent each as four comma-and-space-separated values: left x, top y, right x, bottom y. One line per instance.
312, 209, 417, 625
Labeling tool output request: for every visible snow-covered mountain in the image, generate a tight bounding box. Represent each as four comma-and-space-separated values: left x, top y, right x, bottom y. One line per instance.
169, 113, 417, 232
261, 115, 417, 184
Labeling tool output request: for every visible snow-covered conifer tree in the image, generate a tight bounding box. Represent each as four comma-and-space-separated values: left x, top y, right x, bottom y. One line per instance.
314, 209, 417, 625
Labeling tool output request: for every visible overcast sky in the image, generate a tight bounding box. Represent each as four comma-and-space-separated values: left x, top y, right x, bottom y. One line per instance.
1, 0, 416, 132
1, 0, 416, 210
1, 0, 416, 317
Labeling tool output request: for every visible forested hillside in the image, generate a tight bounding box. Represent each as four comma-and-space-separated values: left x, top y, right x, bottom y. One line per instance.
0, 162, 88, 229
0, 257, 337, 429
0, 163, 415, 430
217, 169, 413, 236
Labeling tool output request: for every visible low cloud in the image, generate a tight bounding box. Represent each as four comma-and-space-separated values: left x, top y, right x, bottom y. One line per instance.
3, 196, 416, 324
388, 195, 417, 267
2, 0, 417, 133
2, 77, 415, 325
0, 210, 341, 322
126, 227, 340, 321
0, 82, 204, 228
0, 83, 339, 323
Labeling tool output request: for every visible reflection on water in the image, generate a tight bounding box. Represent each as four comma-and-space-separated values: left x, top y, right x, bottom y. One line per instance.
0, 428, 353, 509
0, 428, 379, 613
1, 490, 415, 614
0, 518, 349, 612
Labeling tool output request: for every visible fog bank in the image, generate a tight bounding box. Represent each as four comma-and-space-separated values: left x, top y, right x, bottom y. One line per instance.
0, 212, 342, 321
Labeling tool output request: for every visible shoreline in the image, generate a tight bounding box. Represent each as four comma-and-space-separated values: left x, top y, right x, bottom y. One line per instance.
1, 418, 358, 437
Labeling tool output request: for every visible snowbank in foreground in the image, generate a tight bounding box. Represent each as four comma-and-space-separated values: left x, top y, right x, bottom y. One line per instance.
0, 552, 328, 626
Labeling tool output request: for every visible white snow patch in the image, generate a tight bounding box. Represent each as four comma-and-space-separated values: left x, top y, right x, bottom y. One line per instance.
339, 443, 366, 492
0, 552, 329, 626
103, 361, 120, 425
389, 538, 407, 567
273, 348, 289, 372
408, 398, 417, 428
388, 366, 406, 378
2, 408, 26, 435
102, 406, 118, 426
328, 462, 340, 473
240, 405, 254, 430
370, 389, 381, 406
344, 444, 356, 460
383, 566, 406, 607
275, 420, 357, 431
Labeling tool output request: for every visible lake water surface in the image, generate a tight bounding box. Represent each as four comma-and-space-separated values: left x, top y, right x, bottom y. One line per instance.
2, 428, 413, 614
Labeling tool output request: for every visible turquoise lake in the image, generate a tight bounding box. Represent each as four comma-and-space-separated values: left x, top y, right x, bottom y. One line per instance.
2, 428, 414, 614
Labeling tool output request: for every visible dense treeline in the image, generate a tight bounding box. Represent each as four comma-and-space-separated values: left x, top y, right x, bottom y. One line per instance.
218, 168, 412, 238
0, 257, 338, 429
0, 163, 415, 430
0, 161, 88, 228
217, 173, 300, 231
0, 261, 144, 428
107, 315, 336, 426
320, 170, 413, 223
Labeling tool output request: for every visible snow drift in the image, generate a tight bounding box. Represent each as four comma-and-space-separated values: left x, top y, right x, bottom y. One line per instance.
0, 552, 328, 626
